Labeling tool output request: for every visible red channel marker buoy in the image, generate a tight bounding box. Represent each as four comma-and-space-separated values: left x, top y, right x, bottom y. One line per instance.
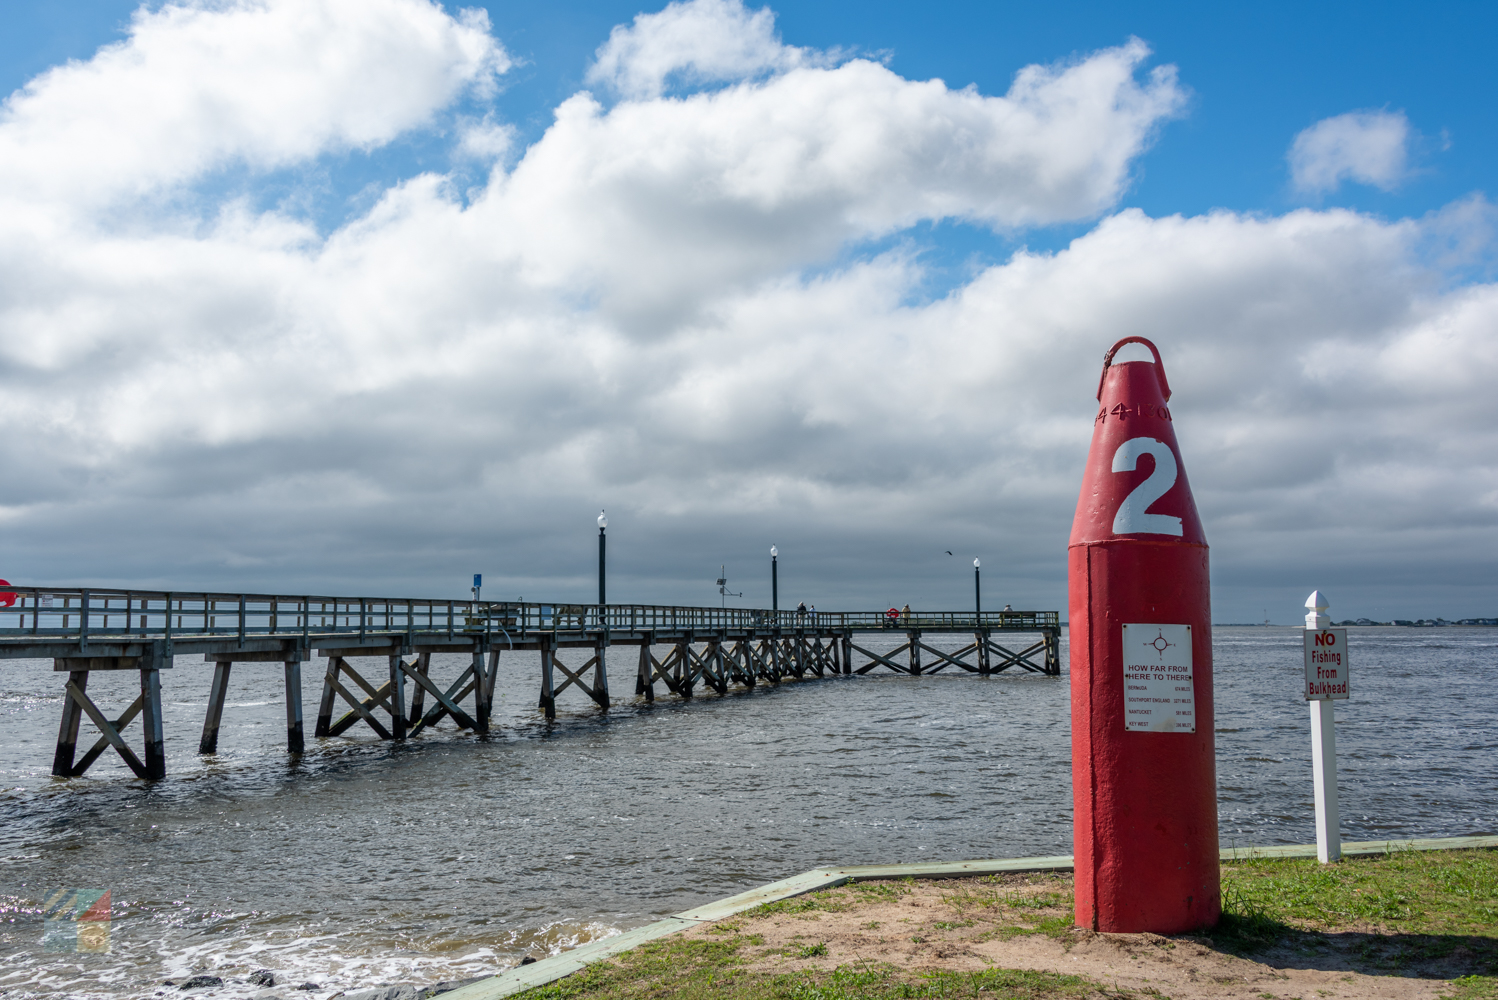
1067, 337, 1219, 934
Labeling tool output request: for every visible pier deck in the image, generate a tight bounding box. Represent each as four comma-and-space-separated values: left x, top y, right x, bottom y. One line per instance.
0, 588, 1060, 781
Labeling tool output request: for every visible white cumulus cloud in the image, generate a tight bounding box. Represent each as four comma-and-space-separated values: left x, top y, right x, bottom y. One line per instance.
586, 0, 819, 100
1288, 109, 1410, 194
505, 38, 1184, 330
0, 0, 509, 208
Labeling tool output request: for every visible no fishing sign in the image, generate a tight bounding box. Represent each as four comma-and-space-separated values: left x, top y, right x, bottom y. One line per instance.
1304, 629, 1350, 700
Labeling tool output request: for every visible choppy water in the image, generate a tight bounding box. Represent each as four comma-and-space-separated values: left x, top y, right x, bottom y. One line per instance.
0, 627, 1494, 998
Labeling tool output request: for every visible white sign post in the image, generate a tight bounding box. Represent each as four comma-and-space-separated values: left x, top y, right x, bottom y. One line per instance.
1303, 590, 1349, 863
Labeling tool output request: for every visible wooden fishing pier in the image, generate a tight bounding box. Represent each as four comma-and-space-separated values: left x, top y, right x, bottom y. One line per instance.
0, 588, 1060, 781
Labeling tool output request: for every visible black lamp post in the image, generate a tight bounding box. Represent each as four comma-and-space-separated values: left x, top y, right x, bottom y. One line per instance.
973, 557, 982, 620
597, 510, 607, 607
771, 545, 778, 614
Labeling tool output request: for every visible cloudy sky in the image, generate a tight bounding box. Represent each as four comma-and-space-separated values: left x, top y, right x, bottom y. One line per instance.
2, 0, 1495, 622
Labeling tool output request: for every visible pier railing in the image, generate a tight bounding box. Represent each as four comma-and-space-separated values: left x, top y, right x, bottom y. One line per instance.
0, 587, 1058, 642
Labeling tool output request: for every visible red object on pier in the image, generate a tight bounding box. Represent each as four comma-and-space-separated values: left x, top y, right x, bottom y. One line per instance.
0, 581, 14, 608
1067, 337, 1220, 934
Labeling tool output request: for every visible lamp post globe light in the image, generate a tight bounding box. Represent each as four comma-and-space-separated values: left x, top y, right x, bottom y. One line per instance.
770, 546, 778, 614
597, 510, 607, 607
973, 557, 981, 619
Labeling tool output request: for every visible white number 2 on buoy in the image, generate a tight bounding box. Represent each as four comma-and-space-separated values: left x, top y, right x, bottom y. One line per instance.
1111, 438, 1183, 536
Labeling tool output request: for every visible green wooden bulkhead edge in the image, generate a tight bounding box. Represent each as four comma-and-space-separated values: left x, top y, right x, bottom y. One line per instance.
1219, 833, 1498, 860
441, 834, 1498, 1000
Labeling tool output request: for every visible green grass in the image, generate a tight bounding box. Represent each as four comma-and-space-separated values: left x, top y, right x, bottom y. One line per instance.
973, 912, 1077, 945
516, 934, 1123, 1000
747, 890, 855, 917
849, 880, 915, 900
1212, 849, 1498, 974
774, 965, 1104, 1000
1221, 848, 1498, 935
1442, 976, 1498, 1000
938, 882, 1074, 942
941, 883, 1070, 915
747, 881, 916, 919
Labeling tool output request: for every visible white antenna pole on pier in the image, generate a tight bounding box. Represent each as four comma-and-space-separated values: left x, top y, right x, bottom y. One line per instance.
1304, 590, 1341, 862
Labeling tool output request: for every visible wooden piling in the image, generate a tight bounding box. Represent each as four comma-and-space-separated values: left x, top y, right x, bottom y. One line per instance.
486, 648, 501, 716
710, 640, 727, 695
315, 656, 340, 737
595, 636, 610, 707
539, 639, 556, 719
471, 648, 490, 732
199, 660, 232, 754
284, 659, 304, 754
140, 667, 166, 779
677, 638, 693, 697
52, 669, 88, 777
407, 652, 431, 722
389, 653, 408, 739
1044, 628, 1061, 674
636, 640, 654, 701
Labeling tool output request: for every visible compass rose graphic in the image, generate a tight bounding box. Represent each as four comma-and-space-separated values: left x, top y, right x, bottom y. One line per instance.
1144, 629, 1175, 660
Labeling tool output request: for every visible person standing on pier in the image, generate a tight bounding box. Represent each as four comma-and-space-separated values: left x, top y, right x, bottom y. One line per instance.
809, 604, 817, 623
797, 601, 807, 618
901, 603, 911, 624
